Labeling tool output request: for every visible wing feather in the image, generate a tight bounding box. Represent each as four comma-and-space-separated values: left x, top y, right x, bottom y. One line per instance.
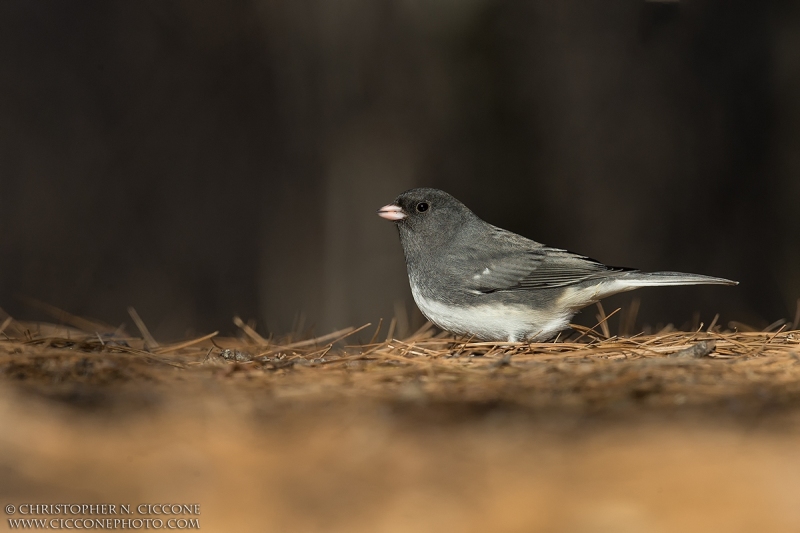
446, 227, 633, 293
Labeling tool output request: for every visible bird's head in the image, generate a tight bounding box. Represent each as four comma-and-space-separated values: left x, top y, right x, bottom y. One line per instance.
377, 188, 475, 251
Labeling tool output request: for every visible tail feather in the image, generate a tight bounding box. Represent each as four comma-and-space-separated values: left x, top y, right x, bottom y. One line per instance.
616, 271, 738, 287
565, 270, 737, 309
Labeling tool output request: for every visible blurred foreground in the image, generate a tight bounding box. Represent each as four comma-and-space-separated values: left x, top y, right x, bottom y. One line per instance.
2, 317, 800, 532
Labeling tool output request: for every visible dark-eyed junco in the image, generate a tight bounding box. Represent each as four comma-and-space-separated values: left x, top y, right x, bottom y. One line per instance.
378, 188, 737, 342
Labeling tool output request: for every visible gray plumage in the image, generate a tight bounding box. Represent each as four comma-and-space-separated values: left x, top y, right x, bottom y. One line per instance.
378, 188, 737, 342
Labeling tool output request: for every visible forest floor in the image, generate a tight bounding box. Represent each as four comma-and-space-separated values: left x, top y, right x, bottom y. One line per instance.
2, 308, 800, 532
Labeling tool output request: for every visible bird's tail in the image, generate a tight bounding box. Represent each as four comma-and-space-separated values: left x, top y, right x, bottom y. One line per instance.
568, 271, 737, 309
615, 271, 738, 287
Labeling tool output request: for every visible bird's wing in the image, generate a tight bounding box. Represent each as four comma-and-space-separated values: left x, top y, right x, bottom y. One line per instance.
450, 229, 632, 293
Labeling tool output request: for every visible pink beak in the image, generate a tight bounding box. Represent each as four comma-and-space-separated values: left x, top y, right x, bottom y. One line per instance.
377, 204, 407, 221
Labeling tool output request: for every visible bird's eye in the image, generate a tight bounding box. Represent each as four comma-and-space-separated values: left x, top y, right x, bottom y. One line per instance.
416, 202, 429, 212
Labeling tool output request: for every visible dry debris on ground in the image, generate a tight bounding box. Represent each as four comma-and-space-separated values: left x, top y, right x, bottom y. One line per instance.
1, 306, 799, 415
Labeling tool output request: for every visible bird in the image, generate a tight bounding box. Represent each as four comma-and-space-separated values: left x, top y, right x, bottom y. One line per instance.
377, 188, 737, 343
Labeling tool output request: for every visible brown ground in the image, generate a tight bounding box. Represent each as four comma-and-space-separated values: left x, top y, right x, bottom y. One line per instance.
2, 313, 800, 532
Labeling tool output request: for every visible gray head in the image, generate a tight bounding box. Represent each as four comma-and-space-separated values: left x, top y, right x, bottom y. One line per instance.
378, 188, 478, 252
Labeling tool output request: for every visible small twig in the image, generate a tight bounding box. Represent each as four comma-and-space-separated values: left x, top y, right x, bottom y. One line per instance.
368, 318, 383, 345
280, 325, 358, 350
392, 338, 449, 357
408, 321, 435, 340
655, 323, 676, 336
256, 323, 372, 358
763, 319, 786, 333
21, 297, 118, 334
323, 323, 372, 346
457, 339, 522, 348
767, 324, 788, 345
127, 307, 159, 350
595, 303, 613, 339
233, 316, 268, 345
394, 300, 409, 339
573, 308, 621, 343
155, 331, 219, 354
385, 317, 397, 342
0, 316, 13, 336
680, 323, 708, 347
707, 313, 720, 333
620, 298, 640, 337
306, 344, 334, 361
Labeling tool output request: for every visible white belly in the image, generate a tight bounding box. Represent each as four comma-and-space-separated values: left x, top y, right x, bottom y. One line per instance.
409, 284, 569, 342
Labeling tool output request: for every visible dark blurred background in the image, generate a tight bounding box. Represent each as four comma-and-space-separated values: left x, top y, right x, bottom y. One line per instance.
1, 0, 798, 340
